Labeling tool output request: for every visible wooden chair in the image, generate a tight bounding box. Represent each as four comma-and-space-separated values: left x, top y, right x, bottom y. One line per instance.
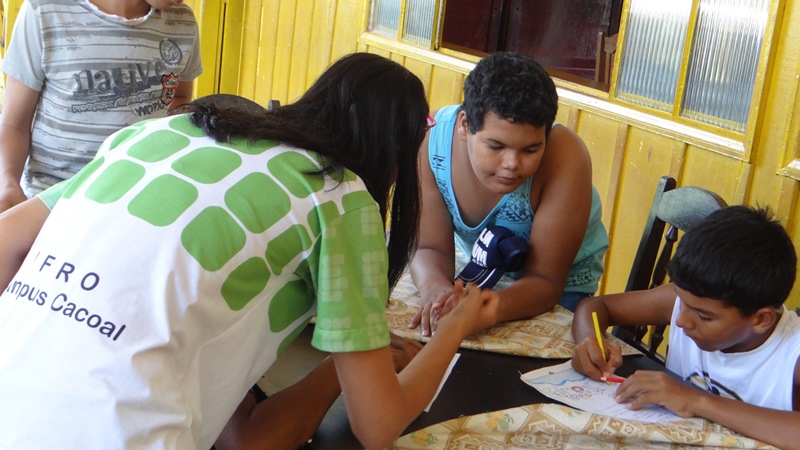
612, 176, 728, 363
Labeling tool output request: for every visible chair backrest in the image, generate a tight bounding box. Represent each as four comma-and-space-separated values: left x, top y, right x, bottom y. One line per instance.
612, 175, 727, 363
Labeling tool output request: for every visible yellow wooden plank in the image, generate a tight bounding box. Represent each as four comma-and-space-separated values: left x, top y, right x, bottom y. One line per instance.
194, 0, 224, 98
218, 0, 246, 94
573, 113, 629, 295
367, 46, 392, 59
288, 0, 315, 102
574, 112, 626, 223
554, 104, 571, 126
253, 1, 281, 105
307, 0, 336, 87
679, 148, 743, 204
181, 0, 213, 99
403, 58, 433, 98
788, 190, 800, 309
271, 1, 299, 103
428, 67, 463, 110
601, 128, 676, 294
598, 123, 629, 295
237, 0, 264, 100
330, 0, 361, 61
567, 108, 580, 131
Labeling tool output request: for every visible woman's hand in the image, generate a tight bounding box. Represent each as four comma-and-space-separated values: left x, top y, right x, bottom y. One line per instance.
435, 283, 498, 339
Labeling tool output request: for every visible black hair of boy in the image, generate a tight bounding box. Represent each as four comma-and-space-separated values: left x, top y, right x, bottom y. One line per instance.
462, 52, 558, 137
668, 205, 797, 315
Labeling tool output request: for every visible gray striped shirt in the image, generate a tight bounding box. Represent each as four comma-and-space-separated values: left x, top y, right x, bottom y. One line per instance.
1, 0, 202, 195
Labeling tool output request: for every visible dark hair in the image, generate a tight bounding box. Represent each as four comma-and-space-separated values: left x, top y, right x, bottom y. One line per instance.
668, 205, 797, 315
462, 52, 558, 136
179, 53, 428, 289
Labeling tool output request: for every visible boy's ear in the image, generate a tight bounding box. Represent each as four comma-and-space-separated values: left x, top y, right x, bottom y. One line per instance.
750, 307, 780, 334
456, 111, 469, 141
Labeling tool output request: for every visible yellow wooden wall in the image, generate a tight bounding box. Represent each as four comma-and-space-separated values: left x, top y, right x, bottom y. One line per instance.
3, 0, 799, 307
204, 0, 800, 307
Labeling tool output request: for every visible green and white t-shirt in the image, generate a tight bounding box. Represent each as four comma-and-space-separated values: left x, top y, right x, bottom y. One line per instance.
0, 114, 391, 449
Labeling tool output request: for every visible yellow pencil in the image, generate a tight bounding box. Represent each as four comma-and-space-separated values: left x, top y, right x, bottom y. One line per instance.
592, 311, 606, 361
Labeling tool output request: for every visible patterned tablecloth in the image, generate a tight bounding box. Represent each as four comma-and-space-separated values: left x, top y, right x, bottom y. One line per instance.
386, 271, 639, 358
391, 403, 776, 449
388, 272, 773, 449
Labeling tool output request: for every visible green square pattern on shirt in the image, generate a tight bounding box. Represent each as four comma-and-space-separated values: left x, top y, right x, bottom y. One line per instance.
311, 204, 391, 353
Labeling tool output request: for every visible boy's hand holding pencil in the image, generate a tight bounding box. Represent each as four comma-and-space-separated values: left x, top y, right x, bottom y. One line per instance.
570, 310, 623, 380
591, 311, 624, 380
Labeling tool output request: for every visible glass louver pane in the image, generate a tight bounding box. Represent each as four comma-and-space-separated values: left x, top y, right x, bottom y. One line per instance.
616, 0, 692, 112
403, 0, 436, 45
370, 0, 401, 37
681, 0, 768, 132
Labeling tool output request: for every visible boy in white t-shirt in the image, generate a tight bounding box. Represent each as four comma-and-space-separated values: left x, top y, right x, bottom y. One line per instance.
571, 205, 800, 449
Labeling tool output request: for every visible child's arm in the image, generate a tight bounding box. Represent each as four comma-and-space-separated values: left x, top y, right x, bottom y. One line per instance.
409, 131, 462, 336
0, 197, 51, 287
214, 356, 342, 450
168, 80, 194, 115
214, 334, 424, 450
0, 77, 40, 212
334, 284, 497, 450
571, 284, 676, 379
615, 358, 800, 450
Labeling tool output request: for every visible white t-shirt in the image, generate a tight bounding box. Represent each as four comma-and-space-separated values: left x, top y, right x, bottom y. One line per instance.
0, 0, 203, 195
0, 115, 391, 449
667, 296, 800, 410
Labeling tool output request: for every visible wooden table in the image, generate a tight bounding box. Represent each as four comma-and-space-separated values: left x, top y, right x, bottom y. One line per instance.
266, 326, 674, 450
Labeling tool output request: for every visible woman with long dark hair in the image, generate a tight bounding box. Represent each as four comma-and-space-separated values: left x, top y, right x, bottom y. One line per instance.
0, 53, 497, 450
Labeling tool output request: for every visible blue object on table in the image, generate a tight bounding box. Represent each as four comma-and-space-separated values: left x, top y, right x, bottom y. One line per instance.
456, 225, 528, 289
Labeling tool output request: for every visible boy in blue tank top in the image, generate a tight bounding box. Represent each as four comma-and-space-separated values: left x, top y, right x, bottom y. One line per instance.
409, 52, 608, 337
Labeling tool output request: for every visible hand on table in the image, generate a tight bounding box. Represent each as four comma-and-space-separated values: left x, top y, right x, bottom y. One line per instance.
571, 335, 622, 380
409, 285, 454, 337
614, 370, 701, 418
435, 282, 498, 339
429, 285, 499, 335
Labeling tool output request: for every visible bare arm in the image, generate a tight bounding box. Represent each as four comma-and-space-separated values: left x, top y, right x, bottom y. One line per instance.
334, 284, 497, 449
616, 356, 800, 450
0, 77, 40, 212
493, 125, 596, 321
168, 80, 194, 116
214, 357, 340, 450
408, 130, 460, 336
0, 197, 50, 286
213, 335, 424, 450
571, 283, 677, 379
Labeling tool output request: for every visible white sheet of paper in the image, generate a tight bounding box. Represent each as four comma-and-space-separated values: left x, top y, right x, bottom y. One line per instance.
425, 353, 461, 412
520, 360, 681, 423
